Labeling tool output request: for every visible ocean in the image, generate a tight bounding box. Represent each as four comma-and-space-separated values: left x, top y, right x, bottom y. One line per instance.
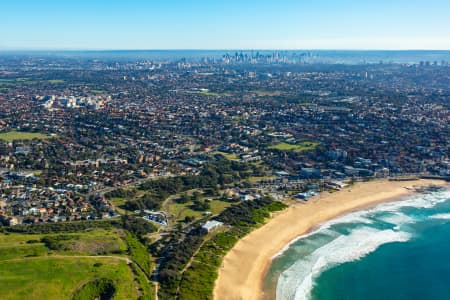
263, 188, 450, 300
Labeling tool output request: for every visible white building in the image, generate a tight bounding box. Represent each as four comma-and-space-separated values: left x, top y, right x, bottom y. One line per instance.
202, 220, 223, 232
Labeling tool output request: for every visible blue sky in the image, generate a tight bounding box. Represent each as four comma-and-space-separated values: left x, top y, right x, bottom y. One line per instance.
0, 0, 449, 50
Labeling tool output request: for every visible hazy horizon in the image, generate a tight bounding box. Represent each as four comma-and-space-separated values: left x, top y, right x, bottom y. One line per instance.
2, 49, 449, 64
2, 48, 450, 51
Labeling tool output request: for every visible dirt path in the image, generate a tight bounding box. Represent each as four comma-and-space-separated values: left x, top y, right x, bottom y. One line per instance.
154, 282, 159, 300
180, 240, 205, 274
175, 234, 214, 296
1, 254, 131, 263
161, 194, 179, 227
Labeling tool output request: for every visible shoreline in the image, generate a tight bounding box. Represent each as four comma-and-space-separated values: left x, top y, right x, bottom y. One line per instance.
213, 179, 449, 300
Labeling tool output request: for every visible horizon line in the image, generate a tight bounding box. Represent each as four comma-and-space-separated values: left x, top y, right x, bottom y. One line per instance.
1, 48, 450, 52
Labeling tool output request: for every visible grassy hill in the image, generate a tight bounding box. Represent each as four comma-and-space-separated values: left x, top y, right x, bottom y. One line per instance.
0, 257, 135, 300
0, 227, 154, 300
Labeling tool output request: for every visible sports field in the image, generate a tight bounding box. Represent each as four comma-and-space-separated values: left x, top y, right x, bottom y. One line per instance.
0, 130, 52, 142
268, 141, 320, 152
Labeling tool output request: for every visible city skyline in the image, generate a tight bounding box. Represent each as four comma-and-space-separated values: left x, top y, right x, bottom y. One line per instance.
1, 0, 450, 50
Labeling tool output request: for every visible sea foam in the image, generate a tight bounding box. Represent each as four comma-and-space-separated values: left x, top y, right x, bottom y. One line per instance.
275, 189, 450, 300
276, 228, 411, 300
429, 213, 450, 220
274, 190, 450, 260
378, 212, 415, 230
272, 211, 373, 259
377, 189, 450, 211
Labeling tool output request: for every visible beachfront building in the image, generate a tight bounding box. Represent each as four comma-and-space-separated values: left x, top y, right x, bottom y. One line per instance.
202, 220, 223, 232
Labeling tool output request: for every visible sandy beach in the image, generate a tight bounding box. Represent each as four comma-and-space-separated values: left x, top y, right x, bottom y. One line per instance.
213, 179, 449, 300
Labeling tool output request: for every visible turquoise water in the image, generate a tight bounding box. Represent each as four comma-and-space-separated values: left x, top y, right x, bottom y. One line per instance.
263, 188, 450, 300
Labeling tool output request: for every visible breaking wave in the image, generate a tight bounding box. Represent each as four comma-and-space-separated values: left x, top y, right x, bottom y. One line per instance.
429, 213, 450, 220
275, 188, 450, 300
276, 228, 410, 300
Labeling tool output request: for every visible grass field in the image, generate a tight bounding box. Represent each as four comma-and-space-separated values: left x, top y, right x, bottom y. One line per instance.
110, 197, 130, 214
0, 257, 137, 300
268, 141, 320, 153
47, 79, 65, 84
195, 90, 229, 97
248, 176, 276, 183
211, 151, 240, 160
168, 201, 203, 220
0, 229, 141, 299
0, 232, 49, 260
254, 90, 283, 96
0, 243, 49, 260
0, 130, 52, 142
0, 229, 127, 258
91, 89, 106, 94
168, 200, 232, 221
0, 229, 124, 245
209, 200, 232, 215
60, 230, 128, 255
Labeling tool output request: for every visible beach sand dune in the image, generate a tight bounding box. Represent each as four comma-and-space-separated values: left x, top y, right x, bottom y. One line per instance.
213, 179, 448, 300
